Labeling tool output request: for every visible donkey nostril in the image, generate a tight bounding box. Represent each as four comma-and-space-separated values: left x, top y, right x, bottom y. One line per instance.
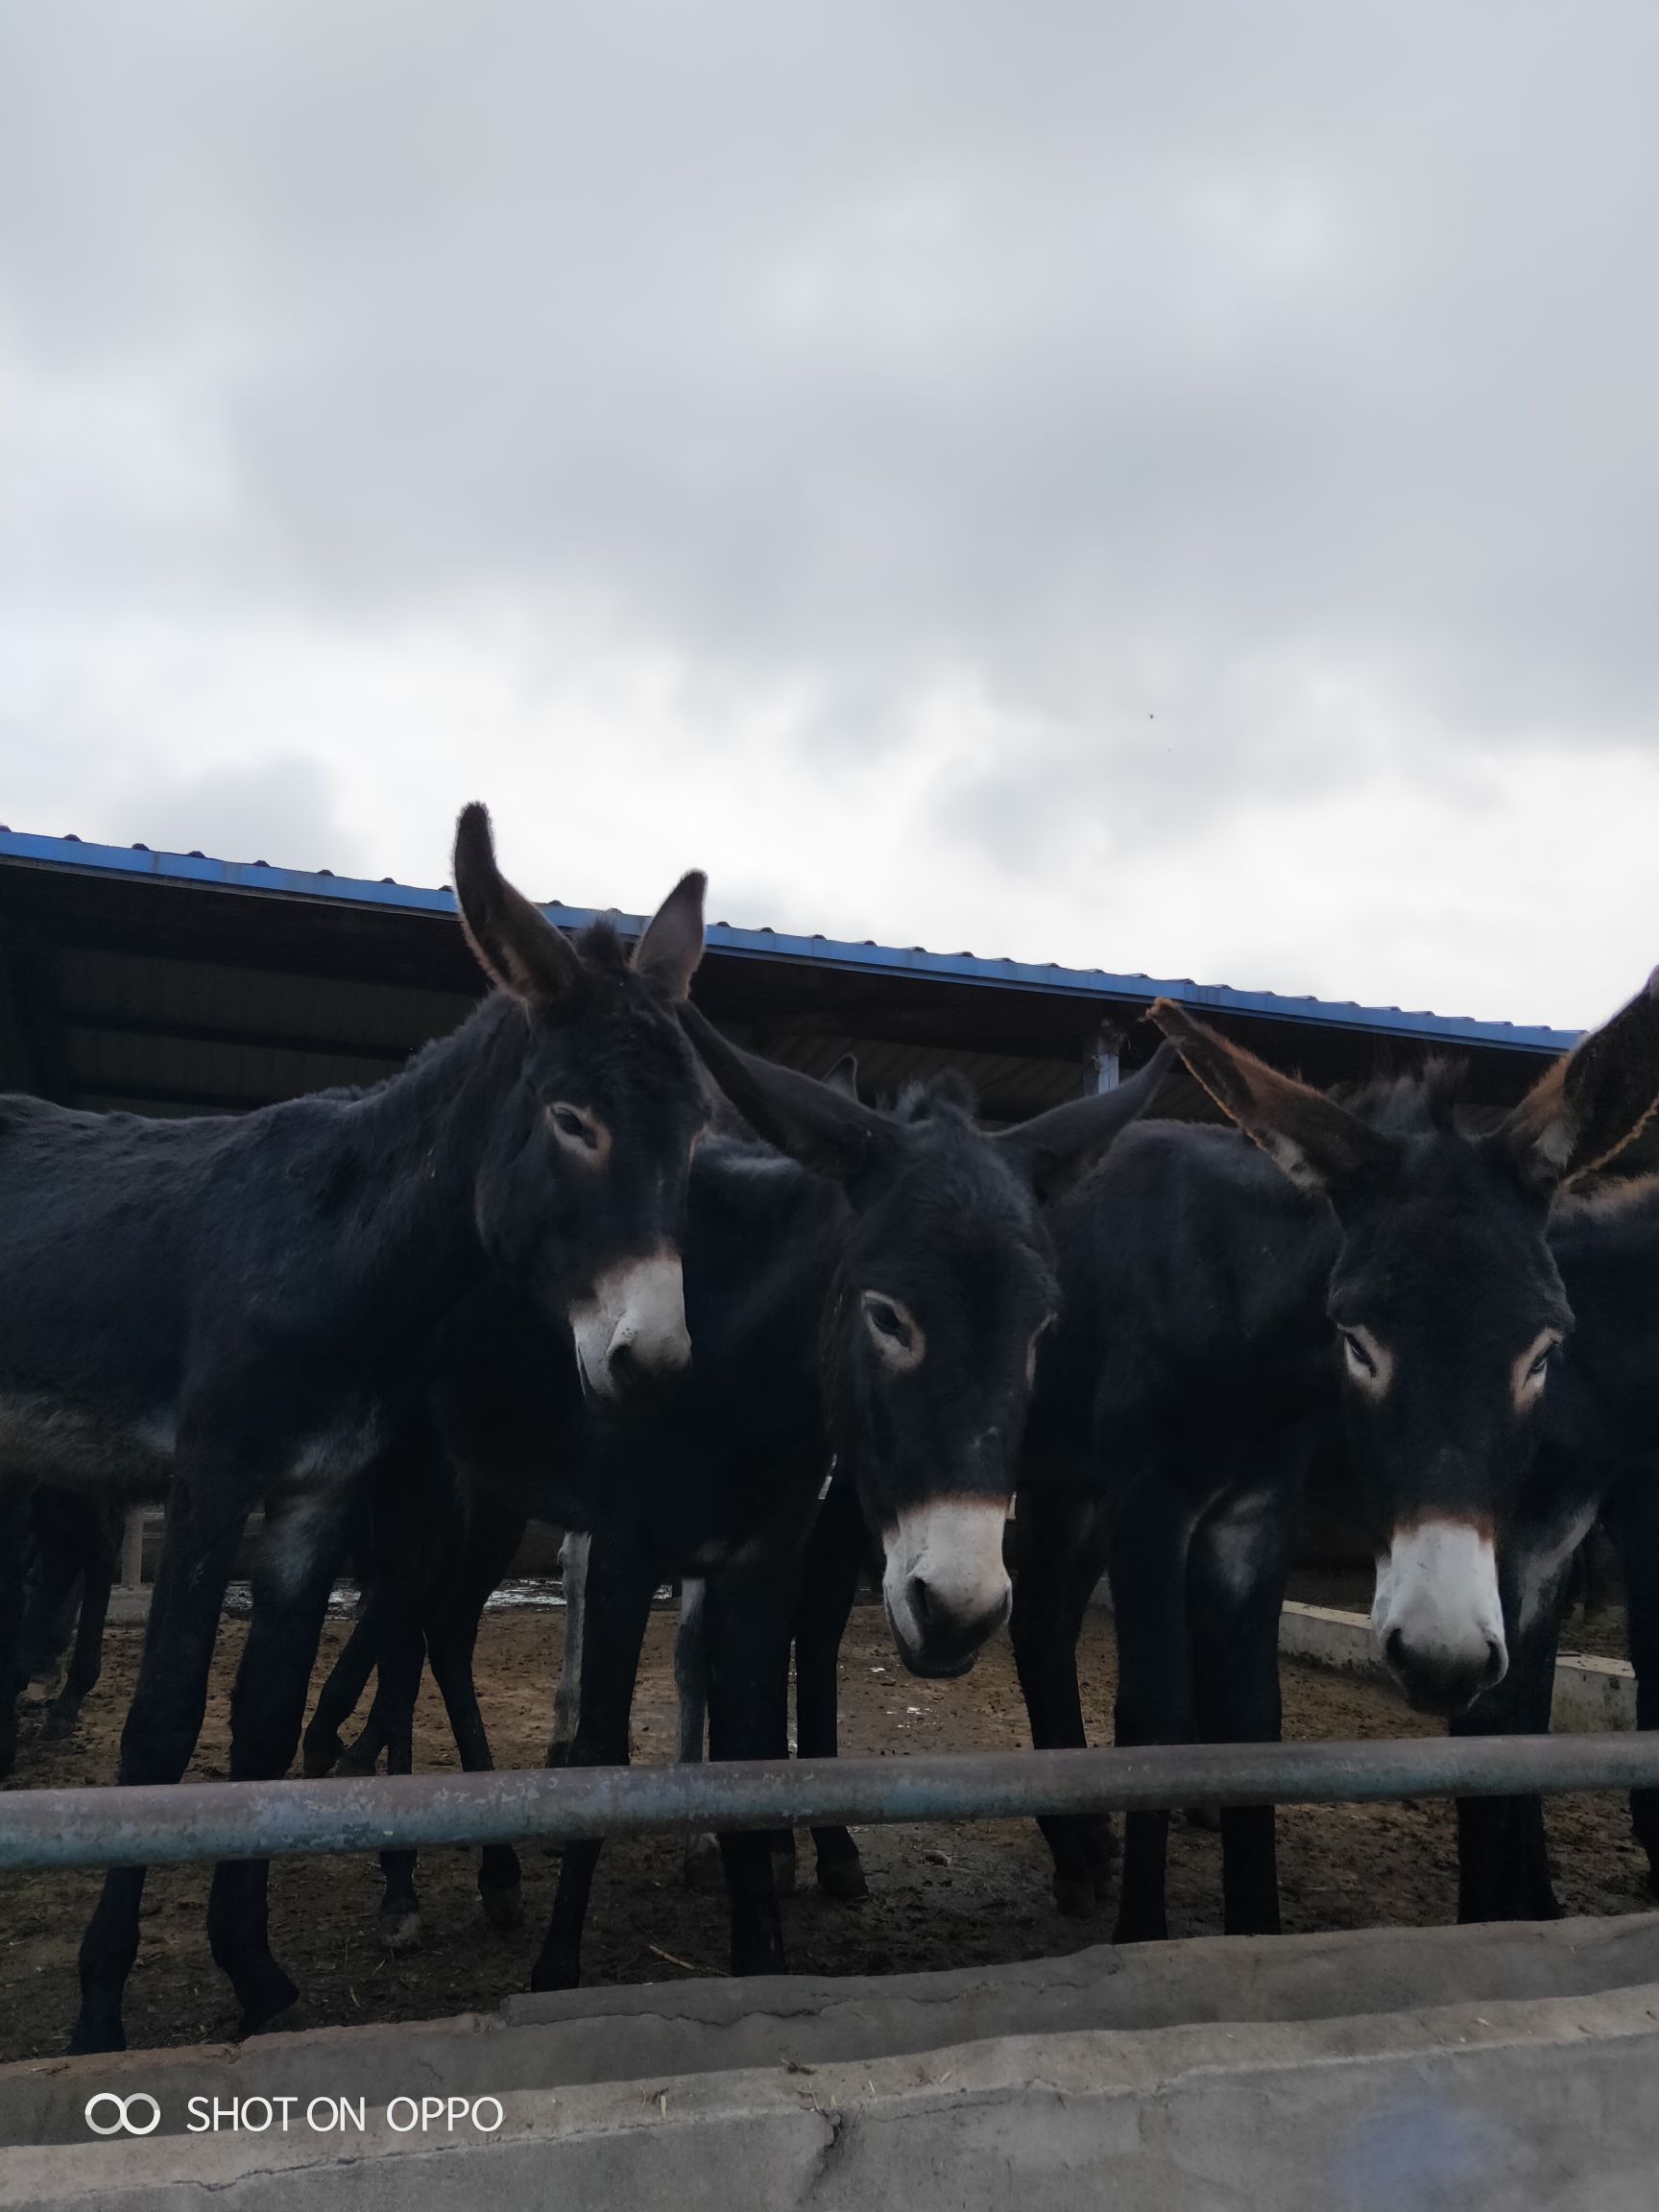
905, 1574, 936, 1632
1482, 1638, 1505, 1687
608, 1338, 638, 1387
1384, 1627, 1407, 1671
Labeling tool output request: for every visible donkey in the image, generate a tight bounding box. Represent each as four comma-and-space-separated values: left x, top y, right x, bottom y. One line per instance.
532, 1020, 1179, 1988
11, 804, 714, 2054
1448, 1174, 1659, 1920
301, 1028, 1175, 1986
1011, 972, 1659, 1944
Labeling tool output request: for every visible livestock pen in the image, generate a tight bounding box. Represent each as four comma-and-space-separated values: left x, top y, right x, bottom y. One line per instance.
5, 830, 1659, 2207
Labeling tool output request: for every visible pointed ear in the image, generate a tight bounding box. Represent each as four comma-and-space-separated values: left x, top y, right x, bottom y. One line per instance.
1491, 968, 1659, 1192
996, 1039, 1179, 1203
632, 871, 707, 1001
824, 1052, 860, 1100
678, 1003, 900, 1186
453, 803, 583, 1008
1149, 998, 1386, 1195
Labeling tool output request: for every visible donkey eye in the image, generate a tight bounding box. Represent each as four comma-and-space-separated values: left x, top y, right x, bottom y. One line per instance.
548, 1104, 598, 1149
1339, 1329, 1376, 1378
1527, 1347, 1552, 1381
861, 1292, 925, 1373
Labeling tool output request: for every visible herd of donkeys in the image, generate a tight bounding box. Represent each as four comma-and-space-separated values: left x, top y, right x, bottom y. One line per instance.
6, 799, 1659, 2058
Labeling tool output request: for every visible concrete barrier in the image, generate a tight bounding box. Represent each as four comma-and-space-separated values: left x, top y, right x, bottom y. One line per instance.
7, 1916, 1659, 2207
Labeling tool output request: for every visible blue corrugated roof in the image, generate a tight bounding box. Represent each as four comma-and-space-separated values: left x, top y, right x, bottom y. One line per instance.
0, 826, 1580, 1056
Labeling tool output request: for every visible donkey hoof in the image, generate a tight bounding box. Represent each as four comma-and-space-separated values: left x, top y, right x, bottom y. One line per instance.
237, 1965, 301, 2038
683, 1834, 725, 1893
301, 1734, 343, 1779
39, 1701, 81, 1743
530, 1954, 580, 1994
1052, 1874, 1097, 1918
815, 1857, 869, 1903
378, 1910, 423, 1956
1184, 1804, 1223, 1834
480, 1881, 524, 1932
242, 1995, 306, 2039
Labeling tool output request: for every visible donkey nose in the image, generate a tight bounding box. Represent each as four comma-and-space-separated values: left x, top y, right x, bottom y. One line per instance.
1383, 1625, 1506, 1715
904, 1570, 1010, 1651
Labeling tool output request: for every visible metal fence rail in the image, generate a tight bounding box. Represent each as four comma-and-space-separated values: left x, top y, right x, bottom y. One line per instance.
3, 1734, 1659, 1871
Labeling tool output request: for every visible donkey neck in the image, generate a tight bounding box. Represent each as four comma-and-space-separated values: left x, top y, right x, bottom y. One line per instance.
321, 993, 527, 1351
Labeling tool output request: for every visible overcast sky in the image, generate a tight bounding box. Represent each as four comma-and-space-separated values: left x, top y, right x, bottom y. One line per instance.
3, 5, 1657, 1031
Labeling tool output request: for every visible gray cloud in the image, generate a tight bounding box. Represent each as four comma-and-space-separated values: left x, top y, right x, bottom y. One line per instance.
2, 3, 1658, 1022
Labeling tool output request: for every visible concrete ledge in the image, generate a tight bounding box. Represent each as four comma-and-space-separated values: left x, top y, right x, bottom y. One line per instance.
1092, 1579, 1638, 1729
8, 1922, 1659, 2207
9, 1914, 1659, 2152
1276, 1600, 1638, 1729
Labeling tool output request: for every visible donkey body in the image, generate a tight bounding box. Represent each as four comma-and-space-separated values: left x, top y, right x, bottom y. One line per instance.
15, 806, 712, 2053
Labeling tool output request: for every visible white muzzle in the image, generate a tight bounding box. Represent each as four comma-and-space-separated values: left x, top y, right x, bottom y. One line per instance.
569, 1252, 690, 1398
881, 1499, 1011, 1675
1372, 1518, 1507, 1713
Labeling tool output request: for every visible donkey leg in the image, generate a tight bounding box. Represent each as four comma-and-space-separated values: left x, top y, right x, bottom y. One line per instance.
73, 1471, 252, 2054
373, 1619, 428, 1953
796, 1486, 868, 1901
1190, 1488, 1293, 1937
672, 1575, 724, 1891
1104, 1478, 1195, 1945
338, 1681, 393, 1776
1010, 1486, 1115, 1914
0, 1479, 33, 1778
704, 1570, 794, 1978
545, 1529, 589, 1768
1455, 1613, 1563, 1924
301, 1596, 384, 1777
1608, 1484, 1659, 1891
41, 1543, 113, 1743
424, 1504, 526, 1929
207, 1496, 348, 2033
532, 1535, 657, 1993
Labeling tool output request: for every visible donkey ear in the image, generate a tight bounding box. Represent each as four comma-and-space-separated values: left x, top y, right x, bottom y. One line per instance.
679, 1003, 899, 1186
1149, 998, 1385, 1195
1491, 968, 1659, 1192
453, 803, 583, 1008
996, 1039, 1178, 1203
824, 1052, 861, 1099
632, 871, 707, 1001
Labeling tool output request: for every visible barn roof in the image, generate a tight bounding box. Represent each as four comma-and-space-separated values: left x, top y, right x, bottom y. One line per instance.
0, 826, 1578, 1122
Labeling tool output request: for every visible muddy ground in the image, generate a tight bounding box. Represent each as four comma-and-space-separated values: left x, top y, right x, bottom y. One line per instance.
1, 1601, 1651, 2063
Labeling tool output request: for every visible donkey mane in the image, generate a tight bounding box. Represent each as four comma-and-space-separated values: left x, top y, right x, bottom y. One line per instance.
1334, 1059, 1467, 1140
892, 1070, 979, 1125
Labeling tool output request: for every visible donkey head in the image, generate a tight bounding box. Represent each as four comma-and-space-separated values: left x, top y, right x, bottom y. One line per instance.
682, 1006, 1172, 1676
1153, 976, 1659, 1716
454, 803, 709, 1400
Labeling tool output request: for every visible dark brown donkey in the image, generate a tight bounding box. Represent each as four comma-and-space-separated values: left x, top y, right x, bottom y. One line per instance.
1012, 973, 1659, 1942
5, 805, 715, 2052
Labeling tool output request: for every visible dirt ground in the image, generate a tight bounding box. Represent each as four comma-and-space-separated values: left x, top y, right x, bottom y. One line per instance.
1, 1600, 1652, 2064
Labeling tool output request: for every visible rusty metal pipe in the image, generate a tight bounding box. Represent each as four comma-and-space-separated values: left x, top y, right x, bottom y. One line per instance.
2, 1735, 1657, 1870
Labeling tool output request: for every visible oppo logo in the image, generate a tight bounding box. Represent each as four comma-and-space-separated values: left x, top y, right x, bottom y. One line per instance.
84, 2092, 161, 2137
